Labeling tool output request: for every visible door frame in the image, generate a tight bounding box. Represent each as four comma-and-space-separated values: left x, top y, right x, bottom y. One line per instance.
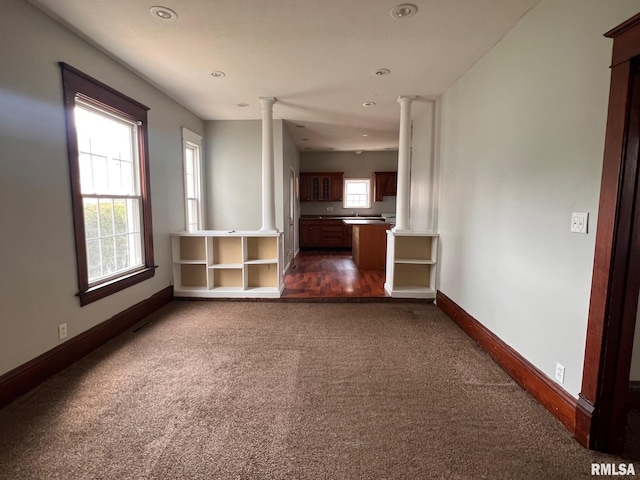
577, 13, 640, 452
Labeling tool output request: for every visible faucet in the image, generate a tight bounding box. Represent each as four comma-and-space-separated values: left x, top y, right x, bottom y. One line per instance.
351, 210, 358, 217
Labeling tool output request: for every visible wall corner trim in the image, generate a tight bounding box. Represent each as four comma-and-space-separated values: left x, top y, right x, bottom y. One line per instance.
436, 291, 578, 437
0, 286, 173, 409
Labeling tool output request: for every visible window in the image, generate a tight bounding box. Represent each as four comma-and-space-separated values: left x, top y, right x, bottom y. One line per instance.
182, 128, 204, 231
343, 178, 372, 209
60, 63, 155, 306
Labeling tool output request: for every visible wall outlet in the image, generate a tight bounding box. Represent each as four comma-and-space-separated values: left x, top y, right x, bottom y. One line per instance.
571, 212, 588, 234
326, 206, 333, 212
555, 362, 565, 384
58, 323, 68, 340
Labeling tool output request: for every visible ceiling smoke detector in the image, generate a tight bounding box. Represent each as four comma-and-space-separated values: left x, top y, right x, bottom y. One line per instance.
150, 6, 178, 21
390, 3, 418, 19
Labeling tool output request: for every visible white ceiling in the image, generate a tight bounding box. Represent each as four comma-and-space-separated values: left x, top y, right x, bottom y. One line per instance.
29, 0, 541, 152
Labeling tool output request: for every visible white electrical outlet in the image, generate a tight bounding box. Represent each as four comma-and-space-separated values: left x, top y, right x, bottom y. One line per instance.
571, 212, 588, 234
58, 323, 68, 340
555, 362, 565, 384
327, 206, 333, 212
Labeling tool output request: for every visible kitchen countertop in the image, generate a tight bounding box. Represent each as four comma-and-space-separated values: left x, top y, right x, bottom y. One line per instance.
342, 219, 391, 225
301, 215, 386, 220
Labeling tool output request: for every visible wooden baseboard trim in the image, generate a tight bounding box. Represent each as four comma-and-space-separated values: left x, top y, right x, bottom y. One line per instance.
436, 291, 578, 435
0, 286, 173, 409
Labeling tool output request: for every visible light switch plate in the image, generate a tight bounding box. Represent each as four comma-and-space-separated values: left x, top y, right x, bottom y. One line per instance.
571, 212, 588, 234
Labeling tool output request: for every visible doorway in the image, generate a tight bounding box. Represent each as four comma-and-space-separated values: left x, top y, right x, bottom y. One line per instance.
286, 168, 296, 270
577, 13, 640, 453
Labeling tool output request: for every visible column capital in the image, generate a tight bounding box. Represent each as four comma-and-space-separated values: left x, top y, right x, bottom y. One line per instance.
258, 96, 277, 106
397, 95, 417, 106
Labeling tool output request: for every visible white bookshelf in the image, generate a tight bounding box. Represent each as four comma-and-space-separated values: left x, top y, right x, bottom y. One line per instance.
172, 231, 283, 298
384, 231, 438, 299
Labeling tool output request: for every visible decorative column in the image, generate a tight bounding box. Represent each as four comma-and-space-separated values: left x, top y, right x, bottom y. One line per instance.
259, 97, 277, 232
394, 95, 416, 232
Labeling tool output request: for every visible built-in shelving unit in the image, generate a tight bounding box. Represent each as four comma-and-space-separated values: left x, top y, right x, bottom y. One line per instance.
384, 231, 438, 299
172, 231, 283, 298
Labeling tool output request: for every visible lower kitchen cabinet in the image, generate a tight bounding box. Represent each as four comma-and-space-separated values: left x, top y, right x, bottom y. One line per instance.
300, 220, 321, 246
300, 218, 352, 248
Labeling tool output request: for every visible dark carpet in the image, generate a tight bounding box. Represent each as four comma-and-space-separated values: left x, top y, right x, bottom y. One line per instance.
0, 301, 629, 479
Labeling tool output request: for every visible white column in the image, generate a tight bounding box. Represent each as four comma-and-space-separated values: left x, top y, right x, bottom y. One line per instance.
394, 95, 416, 232
259, 97, 277, 232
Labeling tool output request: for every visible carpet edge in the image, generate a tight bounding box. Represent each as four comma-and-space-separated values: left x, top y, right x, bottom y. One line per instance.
436, 290, 578, 438
0, 285, 173, 409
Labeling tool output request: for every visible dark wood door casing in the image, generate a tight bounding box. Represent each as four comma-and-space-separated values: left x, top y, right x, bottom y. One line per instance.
578, 12, 640, 452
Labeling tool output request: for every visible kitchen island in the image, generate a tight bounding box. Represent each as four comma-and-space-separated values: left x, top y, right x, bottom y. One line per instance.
342, 219, 391, 270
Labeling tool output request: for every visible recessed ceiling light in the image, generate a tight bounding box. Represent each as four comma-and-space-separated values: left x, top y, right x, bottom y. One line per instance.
373, 68, 391, 77
305, 147, 312, 150
236, 103, 250, 107
211, 70, 226, 78
150, 6, 178, 21
301, 138, 310, 141
390, 3, 418, 19
296, 124, 306, 128
362, 102, 376, 108
362, 134, 369, 137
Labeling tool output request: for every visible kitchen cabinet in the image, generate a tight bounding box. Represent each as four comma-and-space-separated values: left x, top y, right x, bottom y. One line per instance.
319, 219, 344, 247
373, 171, 397, 201
300, 218, 352, 248
300, 172, 344, 202
349, 222, 389, 270
343, 224, 353, 247
300, 219, 322, 247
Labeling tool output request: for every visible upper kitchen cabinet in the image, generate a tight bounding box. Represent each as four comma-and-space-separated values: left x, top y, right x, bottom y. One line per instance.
300, 172, 344, 202
373, 171, 397, 202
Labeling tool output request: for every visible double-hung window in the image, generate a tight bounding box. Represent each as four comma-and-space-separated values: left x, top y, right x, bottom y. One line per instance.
182, 128, 204, 231
343, 178, 372, 209
60, 63, 155, 306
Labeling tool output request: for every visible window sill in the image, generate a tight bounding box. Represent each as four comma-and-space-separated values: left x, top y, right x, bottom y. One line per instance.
78, 266, 156, 306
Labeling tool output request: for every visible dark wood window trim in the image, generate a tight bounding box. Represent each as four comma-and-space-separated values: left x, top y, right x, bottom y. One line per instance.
60, 63, 155, 306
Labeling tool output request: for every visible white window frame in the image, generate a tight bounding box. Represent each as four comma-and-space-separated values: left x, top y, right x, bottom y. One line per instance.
181, 127, 205, 231
343, 178, 372, 209
75, 100, 144, 286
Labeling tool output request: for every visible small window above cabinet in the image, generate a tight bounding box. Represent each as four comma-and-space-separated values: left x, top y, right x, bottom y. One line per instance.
300, 172, 344, 202
373, 171, 397, 202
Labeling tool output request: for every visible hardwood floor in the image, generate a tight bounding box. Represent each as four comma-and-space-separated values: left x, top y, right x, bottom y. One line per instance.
282, 250, 387, 298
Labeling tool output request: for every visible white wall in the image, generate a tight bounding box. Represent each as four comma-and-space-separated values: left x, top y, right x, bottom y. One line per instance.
300, 151, 397, 216
205, 119, 291, 234
437, 0, 640, 398
410, 100, 437, 231
281, 126, 300, 260
0, 1, 204, 375
205, 120, 263, 230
